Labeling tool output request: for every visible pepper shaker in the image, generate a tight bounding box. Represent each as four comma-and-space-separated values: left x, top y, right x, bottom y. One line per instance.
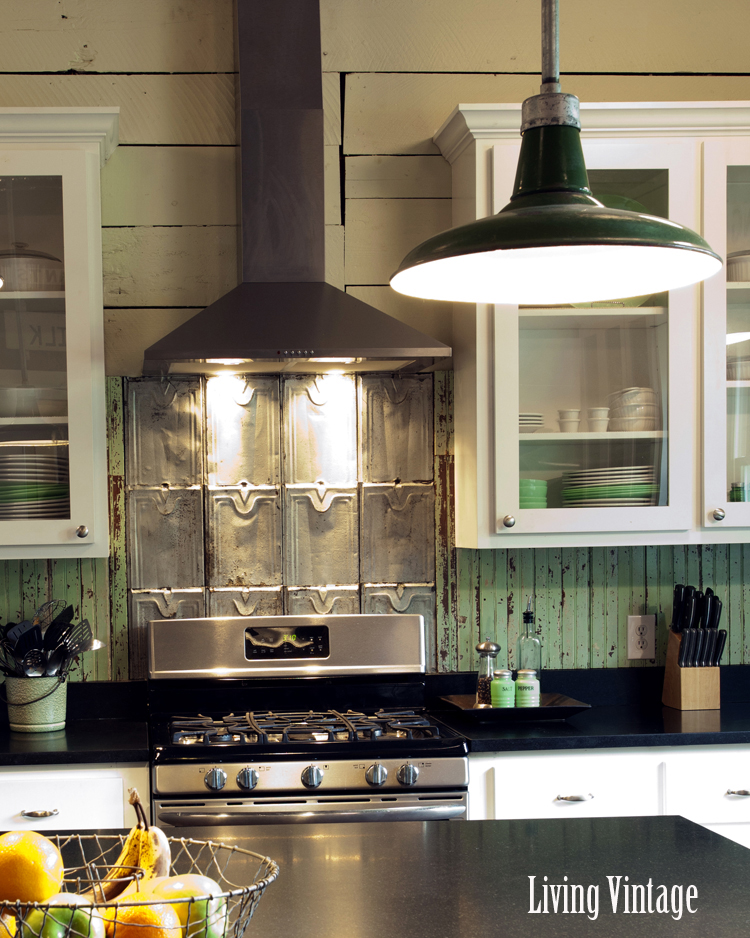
475, 638, 501, 707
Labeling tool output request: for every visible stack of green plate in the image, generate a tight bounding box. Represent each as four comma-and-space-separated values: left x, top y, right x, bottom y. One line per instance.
561, 466, 658, 507
520, 478, 547, 509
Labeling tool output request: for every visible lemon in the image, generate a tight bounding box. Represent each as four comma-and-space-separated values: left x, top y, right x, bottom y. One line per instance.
0, 832, 64, 904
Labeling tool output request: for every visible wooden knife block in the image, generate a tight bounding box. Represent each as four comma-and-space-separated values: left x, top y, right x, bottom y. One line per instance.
662, 629, 720, 710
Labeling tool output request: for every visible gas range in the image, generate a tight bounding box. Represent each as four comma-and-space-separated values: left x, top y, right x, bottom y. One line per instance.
147, 615, 469, 826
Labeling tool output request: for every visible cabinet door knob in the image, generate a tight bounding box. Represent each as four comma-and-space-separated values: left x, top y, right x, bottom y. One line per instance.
502, 515, 516, 528
555, 794, 594, 803
712, 509, 726, 522
76, 525, 89, 538
21, 808, 59, 819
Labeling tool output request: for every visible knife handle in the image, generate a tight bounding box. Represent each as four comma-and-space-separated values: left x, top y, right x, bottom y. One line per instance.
693, 628, 706, 667
714, 629, 727, 665
677, 631, 688, 667
695, 590, 705, 628
703, 628, 718, 667
709, 597, 723, 631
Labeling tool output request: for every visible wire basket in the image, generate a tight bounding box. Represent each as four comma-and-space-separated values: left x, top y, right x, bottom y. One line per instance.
0, 834, 279, 938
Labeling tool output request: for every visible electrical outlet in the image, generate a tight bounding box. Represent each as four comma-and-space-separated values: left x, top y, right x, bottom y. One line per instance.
627, 614, 656, 659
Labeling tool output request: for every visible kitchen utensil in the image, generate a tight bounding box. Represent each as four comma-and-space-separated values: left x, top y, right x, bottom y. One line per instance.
714, 629, 728, 665
690, 629, 706, 668
708, 596, 723, 631
33, 599, 66, 635
12, 623, 42, 659
678, 629, 695, 668
672, 584, 685, 631
694, 590, 705, 628
681, 591, 698, 632
5, 619, 34, 647
21, 647, 47, 677
59, 619, 93, 658
703, 629, 718, 667
0, 241, 64, 291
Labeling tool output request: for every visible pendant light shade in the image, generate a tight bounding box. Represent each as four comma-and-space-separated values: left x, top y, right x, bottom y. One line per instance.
390, 3, 722, 305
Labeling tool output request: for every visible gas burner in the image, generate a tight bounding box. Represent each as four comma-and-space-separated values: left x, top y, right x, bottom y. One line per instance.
167, 708, 443, 748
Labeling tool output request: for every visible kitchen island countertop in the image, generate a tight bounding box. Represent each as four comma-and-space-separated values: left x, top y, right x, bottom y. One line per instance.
61, 817, 750, 937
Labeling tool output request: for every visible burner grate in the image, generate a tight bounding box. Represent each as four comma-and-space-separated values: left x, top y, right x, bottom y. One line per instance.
169, 708, 442, 747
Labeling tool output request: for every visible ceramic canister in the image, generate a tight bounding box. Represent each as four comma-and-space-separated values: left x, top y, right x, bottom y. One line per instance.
5, 675, 67, 732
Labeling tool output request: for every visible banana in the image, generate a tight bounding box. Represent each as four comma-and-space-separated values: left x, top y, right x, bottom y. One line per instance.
83, 789, 171, 903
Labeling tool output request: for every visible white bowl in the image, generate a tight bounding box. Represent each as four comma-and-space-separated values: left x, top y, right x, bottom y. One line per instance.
727, 359, 750, 381
558, 408, 580, 419
587, 407, 610, 419
728, 250, 750, 282
609, 417, 658, 431
609, 403, 660, 419
559, 419, 580, 432
608, 388, 658, 407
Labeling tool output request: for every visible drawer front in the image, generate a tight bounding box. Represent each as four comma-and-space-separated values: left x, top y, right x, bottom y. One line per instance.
492, 751, 662, 820
0, 772, 124, 830
666, 750, 750, 823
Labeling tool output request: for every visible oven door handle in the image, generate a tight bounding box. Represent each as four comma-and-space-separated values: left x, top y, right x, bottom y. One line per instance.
158, 804, 466, 825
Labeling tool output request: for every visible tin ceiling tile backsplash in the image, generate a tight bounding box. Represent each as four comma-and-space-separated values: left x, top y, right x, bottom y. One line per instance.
206, 485, 282, 587
125, 373, 436, 676
206, 375, 280, 486
360, 375, 434, 483
283, 375, 357, 484
127, 378, 203, 486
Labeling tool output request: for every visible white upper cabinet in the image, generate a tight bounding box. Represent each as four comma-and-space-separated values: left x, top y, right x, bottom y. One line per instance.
0, 110, 118, 557
436, 102, 750, 548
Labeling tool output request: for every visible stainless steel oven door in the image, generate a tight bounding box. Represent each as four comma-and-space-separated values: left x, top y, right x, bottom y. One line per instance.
153, 791, 467, 826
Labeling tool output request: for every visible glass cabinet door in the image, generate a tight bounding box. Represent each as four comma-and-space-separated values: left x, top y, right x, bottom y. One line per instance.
704, 139, 750, 529
0, 148, 106, 551
492, 139, 697, 534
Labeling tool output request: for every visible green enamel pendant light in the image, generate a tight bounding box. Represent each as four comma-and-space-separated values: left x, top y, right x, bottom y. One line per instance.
390, 0, 722, 306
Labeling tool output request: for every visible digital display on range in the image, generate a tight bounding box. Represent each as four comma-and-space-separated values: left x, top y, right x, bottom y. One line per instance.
244, 626, 330, 659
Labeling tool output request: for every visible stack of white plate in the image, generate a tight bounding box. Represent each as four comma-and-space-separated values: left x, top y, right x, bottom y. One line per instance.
519, 413, 544, 433
727, 357, 750, 381
608, 388, 660, 431
0, 450, 69, 519
561, 465, 659, 507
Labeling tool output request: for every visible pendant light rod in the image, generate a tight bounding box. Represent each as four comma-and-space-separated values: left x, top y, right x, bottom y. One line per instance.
541, 0, 560, 93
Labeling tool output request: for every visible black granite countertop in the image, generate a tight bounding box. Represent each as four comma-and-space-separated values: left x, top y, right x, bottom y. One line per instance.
62, 818, 750, 937
0, 720, 149, 765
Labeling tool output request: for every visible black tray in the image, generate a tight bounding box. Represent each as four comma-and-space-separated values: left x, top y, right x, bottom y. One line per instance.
437, 692, 591, 723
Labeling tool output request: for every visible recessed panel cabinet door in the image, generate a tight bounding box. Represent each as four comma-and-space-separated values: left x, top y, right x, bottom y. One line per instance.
0, 148, 108, 555
491, 139, 697, 535
703, 138, 750, 530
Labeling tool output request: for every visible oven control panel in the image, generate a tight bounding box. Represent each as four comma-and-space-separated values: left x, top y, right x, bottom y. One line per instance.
153, 757, 468, 795
245, 625, 329, 659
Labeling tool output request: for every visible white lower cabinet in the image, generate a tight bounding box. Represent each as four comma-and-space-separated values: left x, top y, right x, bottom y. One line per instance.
663, 745, 750, 849
0, 763, 149, 831
468, 749, 665, 821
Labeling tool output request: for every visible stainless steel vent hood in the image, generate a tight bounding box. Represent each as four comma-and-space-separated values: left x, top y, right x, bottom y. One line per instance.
142, 0, 451, 376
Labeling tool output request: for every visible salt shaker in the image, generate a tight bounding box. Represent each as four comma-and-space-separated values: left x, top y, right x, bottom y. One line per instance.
475, 638, 501, 707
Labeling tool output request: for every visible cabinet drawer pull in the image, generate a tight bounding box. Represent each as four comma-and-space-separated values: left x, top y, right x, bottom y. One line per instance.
20, 808, 59, 819
725, 789, 750, 797
555, 794, 594, 803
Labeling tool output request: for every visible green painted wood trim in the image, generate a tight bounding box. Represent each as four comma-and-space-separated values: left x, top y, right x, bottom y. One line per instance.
106, 376, 129, 680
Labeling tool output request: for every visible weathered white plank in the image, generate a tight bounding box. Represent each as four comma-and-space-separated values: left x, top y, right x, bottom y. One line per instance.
104, 309, 204, 377
326, 224, 345, 290
345, 73, 750, 155
344, 198, 451, 284
346, 155, 451, 199
0, 0, 234, 73
102, 146, 237, 227
325, 145, 341, 225
322, 0, 750, 74
0, 75, 235, 145
103, 226, 238, 308
347, 286, 453, 352
322, 72, 342, 147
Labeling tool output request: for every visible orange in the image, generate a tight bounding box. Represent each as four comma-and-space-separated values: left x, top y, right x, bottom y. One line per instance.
0, 831, 64, 904
108, 903, 180, 938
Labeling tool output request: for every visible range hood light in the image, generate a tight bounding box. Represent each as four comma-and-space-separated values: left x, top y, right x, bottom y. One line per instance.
390, 0, 722, 305
206, 358, 248, 365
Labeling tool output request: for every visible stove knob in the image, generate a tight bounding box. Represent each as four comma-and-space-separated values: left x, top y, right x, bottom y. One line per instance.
301, 765, 324, 789
236, 767, 259, 791
397, 763, 420, 787
365, 763, 388, 787
204, 767, 227, 791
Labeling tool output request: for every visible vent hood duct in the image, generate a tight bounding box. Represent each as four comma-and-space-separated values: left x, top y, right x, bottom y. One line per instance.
142, 0, 451, 376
